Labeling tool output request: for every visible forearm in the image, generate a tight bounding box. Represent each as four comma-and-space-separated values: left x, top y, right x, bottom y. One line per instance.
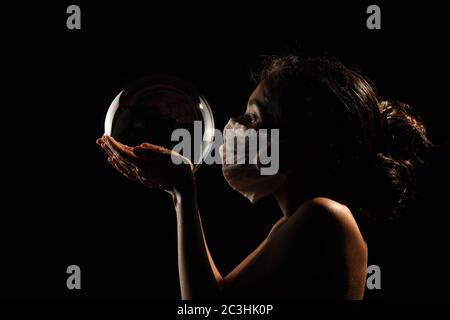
173, 183, 223, 299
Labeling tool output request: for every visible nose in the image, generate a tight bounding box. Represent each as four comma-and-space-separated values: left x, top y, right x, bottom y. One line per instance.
235, 114, 251, 126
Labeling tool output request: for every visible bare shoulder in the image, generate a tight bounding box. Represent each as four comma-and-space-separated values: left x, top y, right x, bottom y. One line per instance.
225, 197, 368, 298
292, 197, 360, 231
300, 197, 351, 218
284, 197, 367, 251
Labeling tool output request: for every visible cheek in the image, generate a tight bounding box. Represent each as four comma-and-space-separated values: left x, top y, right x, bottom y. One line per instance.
259, 108, 279, 129
278, 139, 313, 173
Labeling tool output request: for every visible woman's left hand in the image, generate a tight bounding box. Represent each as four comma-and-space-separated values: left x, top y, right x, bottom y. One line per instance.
96, 135, 195, 195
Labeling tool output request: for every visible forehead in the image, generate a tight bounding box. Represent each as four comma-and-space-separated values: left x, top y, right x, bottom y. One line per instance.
248, 82, 270, 105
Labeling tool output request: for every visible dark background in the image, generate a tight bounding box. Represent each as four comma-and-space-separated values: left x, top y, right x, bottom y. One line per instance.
1, 1, 449, 301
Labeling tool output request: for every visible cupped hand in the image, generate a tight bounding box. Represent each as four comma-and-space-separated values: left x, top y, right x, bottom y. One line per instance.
96, 135, 195, 195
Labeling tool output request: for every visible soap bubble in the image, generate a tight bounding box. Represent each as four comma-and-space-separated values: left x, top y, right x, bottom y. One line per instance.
104, 76, 215, 172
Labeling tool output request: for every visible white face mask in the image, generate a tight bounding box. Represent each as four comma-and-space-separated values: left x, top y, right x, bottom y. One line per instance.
218, 118, 287, 203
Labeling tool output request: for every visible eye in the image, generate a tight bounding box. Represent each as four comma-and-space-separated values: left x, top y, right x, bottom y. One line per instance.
247, 112, 258, 123
236, 112, 260, 127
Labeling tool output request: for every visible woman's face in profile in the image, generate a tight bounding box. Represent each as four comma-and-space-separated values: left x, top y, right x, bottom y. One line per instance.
238, 82, 275, 129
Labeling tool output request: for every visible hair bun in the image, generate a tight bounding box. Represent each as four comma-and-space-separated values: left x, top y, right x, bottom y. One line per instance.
366, 101, 434, 220
379, 100, 431, 163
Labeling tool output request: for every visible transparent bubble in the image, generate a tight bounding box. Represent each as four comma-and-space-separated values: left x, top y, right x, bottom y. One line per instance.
104, 76, 215, 172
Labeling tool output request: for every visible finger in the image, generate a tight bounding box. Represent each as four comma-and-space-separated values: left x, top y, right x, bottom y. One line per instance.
99, 140, 115, 158
135, 144, 174, 165
104, 135, 138, 162
96, 136, 109, 152
108, 156, 140, 184
99, 137, 145, 174
111, 156, 163, 189
102, 136, 140, 169
109, 148, 138, 172
133, 146, 177, 169
139, 142, 171, 154
135, 145, 194, 171
101, 141, 130, 171
99, 137, 140, 175
110, 152, 139, 175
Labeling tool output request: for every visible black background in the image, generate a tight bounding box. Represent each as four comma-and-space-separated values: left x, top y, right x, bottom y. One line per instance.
2, 1, 449, 304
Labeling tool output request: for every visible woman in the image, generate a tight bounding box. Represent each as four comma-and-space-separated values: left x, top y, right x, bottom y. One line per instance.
97, 56, 431, 299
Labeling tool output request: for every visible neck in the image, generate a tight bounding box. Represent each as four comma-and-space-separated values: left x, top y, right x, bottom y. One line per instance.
273, 177, 310, 219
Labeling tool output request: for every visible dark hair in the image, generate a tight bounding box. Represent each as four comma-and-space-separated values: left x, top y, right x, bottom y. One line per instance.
255, 55, 432, 221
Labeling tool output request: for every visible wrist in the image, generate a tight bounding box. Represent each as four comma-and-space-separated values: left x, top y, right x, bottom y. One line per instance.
172, 180, 199, 224
172, 173, 196, 203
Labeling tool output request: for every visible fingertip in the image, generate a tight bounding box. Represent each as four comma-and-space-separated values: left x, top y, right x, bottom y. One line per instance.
140, 142, 153, 147
104, 136, 116, 149
103, 134, 112, 143
106, 135, 117, 144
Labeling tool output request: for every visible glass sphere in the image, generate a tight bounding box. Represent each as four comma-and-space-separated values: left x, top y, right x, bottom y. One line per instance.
104, 76, 215, 172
